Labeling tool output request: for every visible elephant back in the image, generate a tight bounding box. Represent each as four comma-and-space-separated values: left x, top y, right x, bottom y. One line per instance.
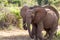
33, 7, 47, 23
43, 5, 59, 20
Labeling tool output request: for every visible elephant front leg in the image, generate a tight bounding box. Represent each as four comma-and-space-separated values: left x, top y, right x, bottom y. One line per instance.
30, 24, 35, 39
31, 23, 38, 40
44, 29, 50, 40
34, 25, 38, 40
48, 30, 54, 40
23, 20, 27, 30
37, 22, 45, 40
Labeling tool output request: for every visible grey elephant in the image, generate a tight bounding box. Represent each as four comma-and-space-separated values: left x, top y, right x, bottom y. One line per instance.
43, 6, 59, 40
42, 5, 59, 38
25, 6, 47, 40
20, 5, 59, 40
20, 6, 29, 30
26, 7, 59, 40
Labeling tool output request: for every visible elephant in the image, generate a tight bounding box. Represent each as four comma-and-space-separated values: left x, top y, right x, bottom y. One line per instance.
20, 6, 29, 30
20, 6, 36, 38
21, 5, 59, 40
42, 5, 59, 38
25, 6, 47, 40
25, 6, 59, 40
43, 7, 59, 40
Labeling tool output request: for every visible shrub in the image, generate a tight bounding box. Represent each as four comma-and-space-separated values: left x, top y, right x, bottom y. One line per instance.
0, 7, 23, 30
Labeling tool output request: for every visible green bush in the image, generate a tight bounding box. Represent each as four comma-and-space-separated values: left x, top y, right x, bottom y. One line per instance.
8, 7, 21, 19
7, 7, 23, 29
58, 18, 60, 25
0, 6, 23, 30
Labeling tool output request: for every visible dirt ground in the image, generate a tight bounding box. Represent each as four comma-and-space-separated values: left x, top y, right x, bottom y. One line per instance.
0, 26, 60, 40
0, 29, 33, 40
0, 28, 34, 40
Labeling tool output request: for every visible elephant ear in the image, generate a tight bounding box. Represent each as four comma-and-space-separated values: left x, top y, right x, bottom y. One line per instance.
31, 10, 35, 18
33, 7, 47, 23
20, 6, 29, 18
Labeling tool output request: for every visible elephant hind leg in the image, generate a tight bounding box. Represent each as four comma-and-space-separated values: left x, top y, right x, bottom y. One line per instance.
45, 28, 57, 40
44, 28, 51, 40
47, 29, 54, 40
48, 20, 58, 40
48, 27, 57, 40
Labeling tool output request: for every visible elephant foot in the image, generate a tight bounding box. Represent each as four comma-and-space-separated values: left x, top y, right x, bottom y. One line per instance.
24, 27, 27, 30
23, 26, 27, 30
30, 32, 34, 39
44, 38, 48, 40
30, 34, 34, 39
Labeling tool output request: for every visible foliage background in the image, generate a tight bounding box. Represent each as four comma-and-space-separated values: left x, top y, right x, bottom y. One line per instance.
0, 0, 60, 29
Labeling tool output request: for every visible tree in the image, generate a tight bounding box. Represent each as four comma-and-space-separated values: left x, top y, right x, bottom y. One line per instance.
37, 0, 49, 5
37, 0, 42, 5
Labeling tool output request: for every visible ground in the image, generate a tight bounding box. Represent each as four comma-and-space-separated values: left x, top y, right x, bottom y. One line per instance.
0, 28, 33, 40
0, 26, 60, 40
